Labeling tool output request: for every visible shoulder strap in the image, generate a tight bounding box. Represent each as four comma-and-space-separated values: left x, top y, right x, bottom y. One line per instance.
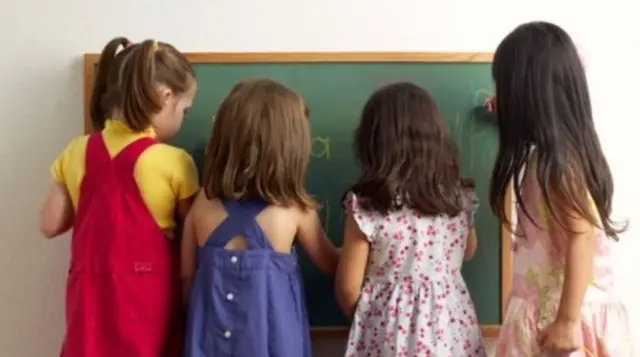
112, 137, 156, 177
219, 199, 269, 219
77, 133, 112, 217
232, 199, 272, 249
84, 133, 111, 177
204, 199, 272, 249
239, 199, 269, 218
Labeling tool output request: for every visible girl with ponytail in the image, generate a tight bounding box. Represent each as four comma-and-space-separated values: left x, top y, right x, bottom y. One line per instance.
39, 37, 198, 357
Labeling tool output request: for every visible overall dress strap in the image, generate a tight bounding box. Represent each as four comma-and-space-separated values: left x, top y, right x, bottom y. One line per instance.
232, 200, 272, 250
111, 137, 156, 178
85, 133, 111, 170
71, 132, 114, 271
79, 133, 112, 202
63, 133, 177, 357
204, 199, 270, 249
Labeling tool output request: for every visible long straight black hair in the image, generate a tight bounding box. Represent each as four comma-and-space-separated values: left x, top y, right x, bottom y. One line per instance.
489, 21, 625, 239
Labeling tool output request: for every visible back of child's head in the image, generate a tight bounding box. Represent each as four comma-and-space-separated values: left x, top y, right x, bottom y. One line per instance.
202, 78, 315, 210
90, 37, 195, 134
350, 82, 462, 216
489, 21, 624, 238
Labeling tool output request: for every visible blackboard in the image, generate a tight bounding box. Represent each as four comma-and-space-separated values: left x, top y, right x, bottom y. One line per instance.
83, 52, 511, 337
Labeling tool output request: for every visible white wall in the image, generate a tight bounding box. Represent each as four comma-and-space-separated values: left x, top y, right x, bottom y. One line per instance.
1, 0, 638, 355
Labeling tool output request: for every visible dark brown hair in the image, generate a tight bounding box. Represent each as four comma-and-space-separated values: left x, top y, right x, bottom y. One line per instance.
349, 82, 464, 216
490, 21, 625, 239
202, 79, 316, 210
90, 37, 195, 131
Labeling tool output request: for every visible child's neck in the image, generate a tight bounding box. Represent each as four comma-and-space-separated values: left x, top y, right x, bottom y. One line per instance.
108, 109, 160, 129
109, 109, 125, 122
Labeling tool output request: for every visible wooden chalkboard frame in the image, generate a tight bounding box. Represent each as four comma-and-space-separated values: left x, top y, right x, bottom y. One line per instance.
82, 52, 511, 338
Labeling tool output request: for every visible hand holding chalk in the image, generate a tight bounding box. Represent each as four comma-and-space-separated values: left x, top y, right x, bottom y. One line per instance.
484, 96, 496, 113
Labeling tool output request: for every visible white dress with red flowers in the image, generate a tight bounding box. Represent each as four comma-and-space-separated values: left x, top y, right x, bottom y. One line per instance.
343, 191, 485, 357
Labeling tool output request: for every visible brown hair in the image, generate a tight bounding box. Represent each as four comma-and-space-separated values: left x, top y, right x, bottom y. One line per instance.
349, 82, 464, 216
90, 37, 195, 131
203, 78, 315, 210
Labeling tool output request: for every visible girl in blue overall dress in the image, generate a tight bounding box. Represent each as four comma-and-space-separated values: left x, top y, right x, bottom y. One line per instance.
181, 79, 340, 357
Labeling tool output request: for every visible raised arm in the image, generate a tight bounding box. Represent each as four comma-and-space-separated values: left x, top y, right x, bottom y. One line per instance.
296, 209, 339, 275
335, 213, 370, 317
462, 183, 480, 261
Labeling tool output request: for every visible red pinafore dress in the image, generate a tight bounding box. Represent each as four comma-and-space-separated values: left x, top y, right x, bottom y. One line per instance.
60, 133, 181, 357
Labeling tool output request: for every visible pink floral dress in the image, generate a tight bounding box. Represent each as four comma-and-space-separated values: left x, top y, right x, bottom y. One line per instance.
343, 191, 486, 357
495, 164, 634, 356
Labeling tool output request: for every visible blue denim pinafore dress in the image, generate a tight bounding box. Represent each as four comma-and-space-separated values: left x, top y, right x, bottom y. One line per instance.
184, 199, 312, 357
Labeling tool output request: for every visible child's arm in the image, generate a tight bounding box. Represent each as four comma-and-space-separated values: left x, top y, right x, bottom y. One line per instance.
556, 210, 595, 323
172, 150, 199, 235
462, 183, 479, 261
484, 96, 496, 113
296, 209, 339, 275
39, 182, 74, 238
537, 198, 595, 351
40, 143, 78, 239
180, 197, 198, 304
177, 195, 196, 222
335, 213, 369, 317
464, 228, 478, 261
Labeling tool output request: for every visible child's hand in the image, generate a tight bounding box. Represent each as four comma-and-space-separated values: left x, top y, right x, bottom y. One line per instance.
460, 178, 476, 189
484, 96, 496, 113
537, 318, 582, 354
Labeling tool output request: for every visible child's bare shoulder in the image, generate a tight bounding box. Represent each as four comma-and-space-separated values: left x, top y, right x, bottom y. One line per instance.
262, 204, 305, 221
191, 190, 217, 213
258, 205, 308, 236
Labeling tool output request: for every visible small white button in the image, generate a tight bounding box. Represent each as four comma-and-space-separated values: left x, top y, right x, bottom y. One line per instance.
230, 256, 238, 263
226, 293, 234, 301
224, 330, 231, 338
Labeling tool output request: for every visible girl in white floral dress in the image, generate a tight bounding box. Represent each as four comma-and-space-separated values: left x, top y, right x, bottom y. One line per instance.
335, 82, 486, 357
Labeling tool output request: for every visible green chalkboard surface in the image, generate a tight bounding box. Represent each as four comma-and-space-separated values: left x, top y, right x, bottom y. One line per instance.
170, 60, 500, 328
83, 53, 505, 331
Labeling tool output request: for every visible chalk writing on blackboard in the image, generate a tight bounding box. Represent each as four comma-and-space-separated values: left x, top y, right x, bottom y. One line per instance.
453, 113, 464, 146
312, 137, 331, 159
